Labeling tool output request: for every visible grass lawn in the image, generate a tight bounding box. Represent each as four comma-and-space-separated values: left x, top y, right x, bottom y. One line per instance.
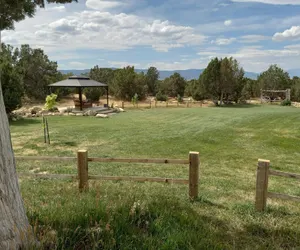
10, 105, 300, 249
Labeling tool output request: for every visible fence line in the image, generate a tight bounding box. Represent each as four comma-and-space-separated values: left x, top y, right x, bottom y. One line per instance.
16, 156, 189, 165
255, 159, 300, 211
16, 150, 200, 200
120, 100, 204, 109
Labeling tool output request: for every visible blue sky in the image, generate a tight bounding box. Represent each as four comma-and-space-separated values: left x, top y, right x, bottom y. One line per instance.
3, 0, 300, 72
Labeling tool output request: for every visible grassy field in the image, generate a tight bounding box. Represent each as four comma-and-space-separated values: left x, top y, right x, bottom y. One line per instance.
10, 105, 300, 249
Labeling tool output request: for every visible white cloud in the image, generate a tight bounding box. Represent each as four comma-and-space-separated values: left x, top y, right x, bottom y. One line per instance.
284, 44, 300, 49
4, 10, 205, 53
46, 6, 66, 12
212, 38, 236, 45
108, 61, 141, 68
273, 26, 300, 41
224, 20, 232, 26
231, 0, 300, 5
239, 35, 269, 43
151, 43, 184, 52
86, 0, 125, 10
196, 46, 300, 72
69, 62, 88, 68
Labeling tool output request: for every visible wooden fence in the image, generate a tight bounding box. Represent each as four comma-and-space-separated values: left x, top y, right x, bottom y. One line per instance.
16, 150, 200, 200
120, 100, 204, 109
255, 159, 300, 211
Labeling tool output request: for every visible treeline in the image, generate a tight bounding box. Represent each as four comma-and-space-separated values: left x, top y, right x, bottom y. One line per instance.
1, 43, 300, 113
0, 44, 67, 113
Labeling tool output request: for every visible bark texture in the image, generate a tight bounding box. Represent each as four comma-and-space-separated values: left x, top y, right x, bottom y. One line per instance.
0, 81, 32, 248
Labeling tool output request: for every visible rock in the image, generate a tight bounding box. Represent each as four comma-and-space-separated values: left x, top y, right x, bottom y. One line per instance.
69, 113, 76, 116
31, 114, 36, 117
30, 106, 42, 114
25, 113, 31, 118
76, 113, 84, 116
84, 110, 96, 116
118, 108, 125, 112
96, 114, 109, 118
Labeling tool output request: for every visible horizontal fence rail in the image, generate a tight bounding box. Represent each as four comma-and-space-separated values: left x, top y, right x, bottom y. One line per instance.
269, 169, 300, 180
255, 159, 300, 212
88, 175, 189, 184
88, 157, 189, 164
16, 150, 199, 200
15, 156, 189, 165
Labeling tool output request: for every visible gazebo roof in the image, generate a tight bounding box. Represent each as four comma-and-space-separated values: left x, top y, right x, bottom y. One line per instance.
48, 76, 108, 88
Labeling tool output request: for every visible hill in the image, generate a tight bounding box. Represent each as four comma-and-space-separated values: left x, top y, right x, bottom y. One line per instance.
59, 68, 259, 80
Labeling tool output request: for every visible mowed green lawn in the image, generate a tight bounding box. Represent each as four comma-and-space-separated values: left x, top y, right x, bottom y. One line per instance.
10, 105, 300, 249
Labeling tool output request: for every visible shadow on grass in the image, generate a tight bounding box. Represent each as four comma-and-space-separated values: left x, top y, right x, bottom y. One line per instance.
192, 196, 227, 209
9, 118, 41, 126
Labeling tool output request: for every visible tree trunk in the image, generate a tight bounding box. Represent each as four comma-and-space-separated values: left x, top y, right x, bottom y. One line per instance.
220, 91, 224, 106
0, 34, 33, 248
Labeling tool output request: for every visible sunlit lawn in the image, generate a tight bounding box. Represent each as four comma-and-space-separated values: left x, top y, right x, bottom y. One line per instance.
10, 104, 300, 249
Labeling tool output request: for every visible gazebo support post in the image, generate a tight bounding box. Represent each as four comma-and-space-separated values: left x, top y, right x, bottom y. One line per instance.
106, 87, 109, 108
78, 87, 83, 111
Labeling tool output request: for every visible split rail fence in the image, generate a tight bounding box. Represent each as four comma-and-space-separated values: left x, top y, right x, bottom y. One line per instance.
255, 159, 300, 211
16, 150, 200, 200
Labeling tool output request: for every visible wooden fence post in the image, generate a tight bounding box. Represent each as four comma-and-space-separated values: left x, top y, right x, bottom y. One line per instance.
77, 150, 89, 192
189, 152, 200, 200
255, 159, 270, 211
122, 101, 124, 109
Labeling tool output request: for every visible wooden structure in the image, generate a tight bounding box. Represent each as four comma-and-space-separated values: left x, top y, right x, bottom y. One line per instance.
16, 150, 200, 200
255, 159, 300, 212
260, 89, 291, 104
49, 76, 108, 111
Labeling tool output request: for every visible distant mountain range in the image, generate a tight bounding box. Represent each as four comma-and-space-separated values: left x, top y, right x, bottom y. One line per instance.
59, 68, 299, 80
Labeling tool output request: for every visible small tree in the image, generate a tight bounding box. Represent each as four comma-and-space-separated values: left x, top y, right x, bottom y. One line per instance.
111, 66, 147, 101
146, 66, 159, 95
0, 44, 23, 113
44, 93, 58, 111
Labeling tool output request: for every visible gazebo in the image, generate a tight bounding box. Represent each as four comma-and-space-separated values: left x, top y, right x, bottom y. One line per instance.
48, 76, 109, 111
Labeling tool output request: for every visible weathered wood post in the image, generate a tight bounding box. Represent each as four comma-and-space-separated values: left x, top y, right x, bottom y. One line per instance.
255, 159, 270, 211
77, 150, 89, 191
189, 152, 200, 200
166, 101, 168, 107
286, 89, 291, 101
122, 101, 124, 109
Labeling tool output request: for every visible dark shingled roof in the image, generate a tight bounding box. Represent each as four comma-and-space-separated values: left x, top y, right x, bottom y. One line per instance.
48, 76, 108, 87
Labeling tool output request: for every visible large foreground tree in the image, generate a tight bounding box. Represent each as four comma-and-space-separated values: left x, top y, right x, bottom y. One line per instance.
0, 0, 76, 248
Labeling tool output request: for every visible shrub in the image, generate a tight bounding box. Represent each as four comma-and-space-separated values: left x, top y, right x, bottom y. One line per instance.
44, 93, 58, 110
155, 92, 168, 102
84, 88, 103, 102
131, 93, 138, 106
281, 100, 292, 106
177, 94, 183, 103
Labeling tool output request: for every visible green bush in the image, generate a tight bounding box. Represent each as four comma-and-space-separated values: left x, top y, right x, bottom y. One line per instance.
177, 94, 183, 103
281, 100, 292, 106
156, 92, 168, 102
44, 93, 58, 110
84, 88, 104, 102
1, 62, 23, 113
